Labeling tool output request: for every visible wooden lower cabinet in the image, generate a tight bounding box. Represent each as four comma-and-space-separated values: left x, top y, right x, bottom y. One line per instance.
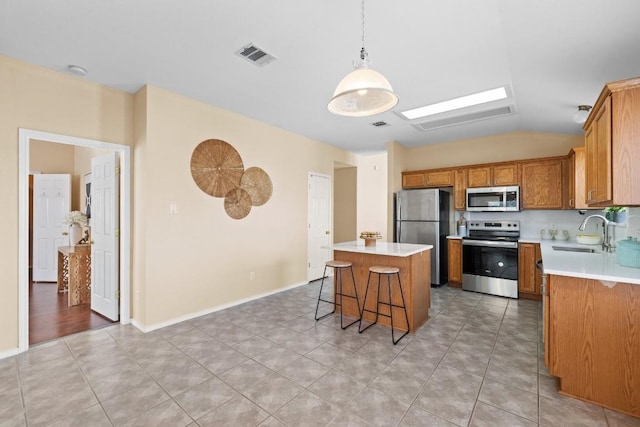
548, 275, 640, 417
447, 238, 462, 287
334, 249, 431, 332
517, 243, 541, 299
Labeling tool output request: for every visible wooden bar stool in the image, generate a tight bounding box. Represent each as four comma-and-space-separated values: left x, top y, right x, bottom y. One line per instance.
314, 260, 361, 329
358, 265, 409, 345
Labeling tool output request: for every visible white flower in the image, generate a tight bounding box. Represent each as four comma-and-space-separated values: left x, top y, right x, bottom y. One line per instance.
64, 211, 88, 226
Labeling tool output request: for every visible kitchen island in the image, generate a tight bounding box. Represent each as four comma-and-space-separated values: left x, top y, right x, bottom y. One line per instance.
540, 240, 640, 418
330, 241, 432, 333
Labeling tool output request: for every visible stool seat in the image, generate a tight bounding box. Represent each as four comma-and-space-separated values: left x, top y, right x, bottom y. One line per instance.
314, 259, 361, 329
327, 260, 352, 268
369, 265, 399, 274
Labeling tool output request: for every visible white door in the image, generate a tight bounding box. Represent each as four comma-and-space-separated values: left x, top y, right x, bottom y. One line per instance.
308, 173, 332, 281
32, 174, 70, 282
91, 152, 120, 321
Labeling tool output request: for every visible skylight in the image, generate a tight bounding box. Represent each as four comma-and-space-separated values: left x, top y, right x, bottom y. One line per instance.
400, 87, 509, 120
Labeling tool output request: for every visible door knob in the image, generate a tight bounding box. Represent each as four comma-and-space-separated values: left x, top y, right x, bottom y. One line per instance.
325, 230, 330, 235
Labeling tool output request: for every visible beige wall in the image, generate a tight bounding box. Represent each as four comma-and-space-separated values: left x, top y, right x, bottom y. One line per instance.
30, 139, 75, 174
134, 85, 358, 327
334, 167, 357, 243
0, 54, 133, 353
357, 153, 389, 241
399, 131, 582, 172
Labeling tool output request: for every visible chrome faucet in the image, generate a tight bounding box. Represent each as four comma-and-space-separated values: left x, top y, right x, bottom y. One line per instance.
578, 214, 617, 253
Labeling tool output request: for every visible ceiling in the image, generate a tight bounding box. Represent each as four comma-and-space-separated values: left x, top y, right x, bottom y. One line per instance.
2, 0, 640, 154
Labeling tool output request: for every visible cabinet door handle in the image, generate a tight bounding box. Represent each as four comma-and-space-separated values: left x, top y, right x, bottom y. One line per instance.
587, 189, 595, 203
569, 198, 574, 207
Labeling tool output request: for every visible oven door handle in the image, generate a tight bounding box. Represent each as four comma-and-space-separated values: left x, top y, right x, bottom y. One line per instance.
462, 239, 518, 249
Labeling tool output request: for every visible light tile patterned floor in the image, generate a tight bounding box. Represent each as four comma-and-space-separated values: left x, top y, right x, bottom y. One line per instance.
2, 283, 639, 426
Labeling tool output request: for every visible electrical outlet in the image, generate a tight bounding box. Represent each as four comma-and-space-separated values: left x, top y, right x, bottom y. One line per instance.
250, 272, 255, 280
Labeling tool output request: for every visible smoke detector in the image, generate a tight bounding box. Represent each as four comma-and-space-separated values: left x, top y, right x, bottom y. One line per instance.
66, 65, 87, 76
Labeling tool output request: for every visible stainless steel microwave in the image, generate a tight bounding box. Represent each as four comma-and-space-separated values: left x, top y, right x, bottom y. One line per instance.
466, 186, 520, 212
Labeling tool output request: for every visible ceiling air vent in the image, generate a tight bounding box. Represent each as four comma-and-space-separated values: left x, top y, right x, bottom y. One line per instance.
370, 121, 390, 128
413, 105, 515, 132
235, 43, 277, 67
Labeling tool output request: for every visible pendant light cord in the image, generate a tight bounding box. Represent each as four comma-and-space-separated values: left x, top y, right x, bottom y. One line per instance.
360, 0, 368, 62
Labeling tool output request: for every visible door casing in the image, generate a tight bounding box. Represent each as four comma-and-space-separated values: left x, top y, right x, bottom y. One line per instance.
18, 129, 131, 354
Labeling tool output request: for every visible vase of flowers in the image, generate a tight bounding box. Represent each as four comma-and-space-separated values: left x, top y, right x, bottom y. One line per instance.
64, 211, 88, 245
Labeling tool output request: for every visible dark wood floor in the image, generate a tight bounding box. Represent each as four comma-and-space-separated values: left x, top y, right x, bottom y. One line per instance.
29, 281, 116, 345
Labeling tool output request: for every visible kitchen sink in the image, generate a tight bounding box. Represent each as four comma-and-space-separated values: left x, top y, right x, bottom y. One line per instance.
552, 245, 596, 253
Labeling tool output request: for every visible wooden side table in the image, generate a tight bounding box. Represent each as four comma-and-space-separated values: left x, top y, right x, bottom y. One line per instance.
57, 245, 91, 306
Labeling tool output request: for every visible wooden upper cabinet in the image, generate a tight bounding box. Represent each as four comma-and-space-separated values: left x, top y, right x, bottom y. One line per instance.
521, 159, 564, 209
424, 169, 454, 187
493, 164, 520, 186
467, 166, 492, 187
454, 169, 467, 210
584, 77, 640, 206
402, 171, 426, 189
467, 164, 519, 188
566, 147, 596, 209
585, 96, 612, 205
402, 169, 454, 189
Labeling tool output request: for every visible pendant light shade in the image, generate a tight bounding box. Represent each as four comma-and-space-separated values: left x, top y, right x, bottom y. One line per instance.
328, 0, 398, 117
328, 65, 399, 117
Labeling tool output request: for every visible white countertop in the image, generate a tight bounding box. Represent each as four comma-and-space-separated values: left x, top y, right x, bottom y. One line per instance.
539, 240, 640, 285
331, 241, 432, 257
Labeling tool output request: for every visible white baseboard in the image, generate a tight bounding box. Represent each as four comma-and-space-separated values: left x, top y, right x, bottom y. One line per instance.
0, 347, 22, 361
132, 280, 309, 333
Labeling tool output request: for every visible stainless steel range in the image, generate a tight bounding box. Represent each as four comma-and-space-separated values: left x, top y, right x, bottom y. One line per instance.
462, 220, 520, 298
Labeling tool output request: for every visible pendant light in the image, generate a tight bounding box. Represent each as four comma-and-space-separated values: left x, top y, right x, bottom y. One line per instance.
572, 105, 592, 124
328, 0, 399, 117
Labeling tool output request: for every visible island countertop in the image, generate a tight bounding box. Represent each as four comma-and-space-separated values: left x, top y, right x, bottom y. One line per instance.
540, 240, 640, 285
329, 241, 432, 257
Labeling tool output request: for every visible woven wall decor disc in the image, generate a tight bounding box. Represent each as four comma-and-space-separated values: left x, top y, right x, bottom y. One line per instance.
240, 167, 273, 206
190, 139, 245, 197
224, 187, 252, 219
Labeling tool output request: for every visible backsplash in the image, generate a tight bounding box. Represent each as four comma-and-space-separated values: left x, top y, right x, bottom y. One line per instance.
455, 207, 640, 242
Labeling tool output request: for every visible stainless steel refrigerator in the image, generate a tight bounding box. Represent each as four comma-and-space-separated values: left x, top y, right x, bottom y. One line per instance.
394, 189, 450, 286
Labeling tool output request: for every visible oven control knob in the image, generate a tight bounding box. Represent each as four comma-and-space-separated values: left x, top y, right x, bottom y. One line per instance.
498, 261, 504, 267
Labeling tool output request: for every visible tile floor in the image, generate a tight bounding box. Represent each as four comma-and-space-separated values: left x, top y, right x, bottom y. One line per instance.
2, 283, 639, 426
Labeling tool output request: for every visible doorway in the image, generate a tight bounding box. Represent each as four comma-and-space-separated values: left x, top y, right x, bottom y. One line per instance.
18, 129, 131, 353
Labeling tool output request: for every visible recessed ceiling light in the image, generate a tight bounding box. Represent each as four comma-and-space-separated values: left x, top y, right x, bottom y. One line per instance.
400, 87, 509, 120
66, 65, 88, 77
